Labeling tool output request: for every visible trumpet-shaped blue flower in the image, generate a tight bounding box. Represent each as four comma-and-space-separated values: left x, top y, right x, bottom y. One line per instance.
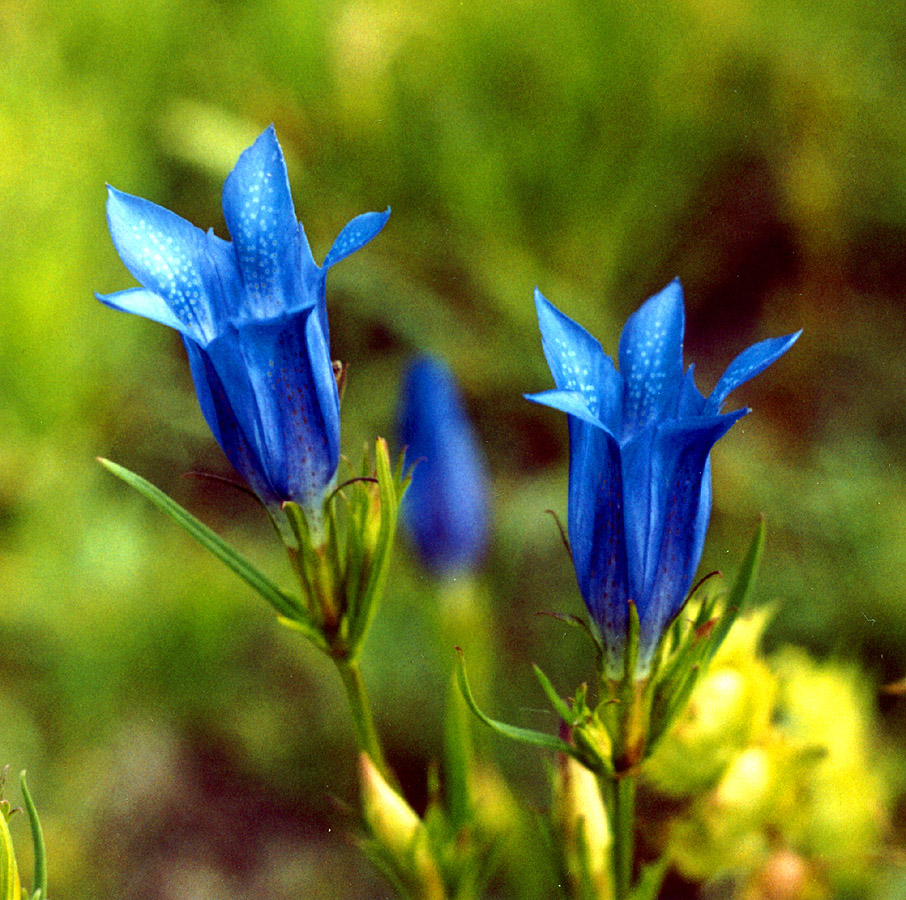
399, 356, 489, 576
98, 126, 389, 522
526, 280, 799, 676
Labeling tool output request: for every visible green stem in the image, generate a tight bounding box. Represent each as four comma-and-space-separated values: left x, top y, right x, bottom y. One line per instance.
335, 657, 392, 781
611, 772, 636, 899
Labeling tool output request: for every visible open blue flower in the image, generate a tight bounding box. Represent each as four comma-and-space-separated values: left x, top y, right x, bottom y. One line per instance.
98, 126, 389, 522
526, 280, 799, 676
398, 356, 489, 576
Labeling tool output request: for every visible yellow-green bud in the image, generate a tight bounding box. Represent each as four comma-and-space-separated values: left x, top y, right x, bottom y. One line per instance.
552, 754, 612, 899
359, 754, 445, 900
0, 812, 20, 900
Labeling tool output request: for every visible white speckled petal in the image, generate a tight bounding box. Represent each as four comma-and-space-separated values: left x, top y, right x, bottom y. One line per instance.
106, 187, 217, 342
524, 388, 609, 431
618, 279, 685, 433
534, 288, 622, 428
707, 331, 802, 413
323, 208, 391, 269
96, 288, 192, 336
221, 125, 302, 319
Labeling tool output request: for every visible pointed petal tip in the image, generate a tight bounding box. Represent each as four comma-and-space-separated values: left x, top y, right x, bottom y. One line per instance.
322, 207, 391, 269
533, 286, 554, 317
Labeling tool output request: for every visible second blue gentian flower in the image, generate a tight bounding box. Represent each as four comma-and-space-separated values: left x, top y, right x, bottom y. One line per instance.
98, 126, 389, 529
398, 356, 489, 577
526, 280, 799, 676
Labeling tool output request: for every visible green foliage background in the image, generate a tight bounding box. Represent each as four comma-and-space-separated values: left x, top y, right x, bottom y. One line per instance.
2, 0, 906, 896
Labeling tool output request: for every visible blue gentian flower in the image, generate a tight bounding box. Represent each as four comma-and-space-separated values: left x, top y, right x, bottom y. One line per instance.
98, 126, 389, 524
399, 356, 490, 576
526, 280, 799, 676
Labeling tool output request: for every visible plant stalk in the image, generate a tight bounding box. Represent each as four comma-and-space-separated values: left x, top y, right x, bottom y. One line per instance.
611, 772, 636, 899
335, 657, 391, 781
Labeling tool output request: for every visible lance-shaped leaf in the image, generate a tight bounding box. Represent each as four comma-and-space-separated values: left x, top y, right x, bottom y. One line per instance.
99, 458, 306, 624
455, 651, 602, 772
20, 773, 46, 900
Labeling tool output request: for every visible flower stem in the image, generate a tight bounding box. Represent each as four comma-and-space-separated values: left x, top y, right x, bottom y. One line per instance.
334, 657, 391, 781
611, 772, 636, 899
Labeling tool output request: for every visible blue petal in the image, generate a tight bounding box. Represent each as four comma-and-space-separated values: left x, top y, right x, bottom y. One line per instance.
524, 389, 609, 430
183, 336, 279, 504
221, 125, 303, 320
675, 365, 707, 418
96, 288, 191, 336
200, 310, 340, 513
564, 417, 630, 672
618, 279, 685, 433
623, 410, 747, 671
534, 289, 622, 428
106, 187, 219, 342
323, 208, 391, 270
707, 330, 802, 413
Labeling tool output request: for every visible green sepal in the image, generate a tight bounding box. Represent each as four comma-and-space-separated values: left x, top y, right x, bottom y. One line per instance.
98, 459, 304, 622
19, 773, 45, 900
455, 651, 601, 771
344, 439, 410, 660
532, 664, 576, 725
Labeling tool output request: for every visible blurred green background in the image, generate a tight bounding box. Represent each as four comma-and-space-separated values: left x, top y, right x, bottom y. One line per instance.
2, 0, 906, 896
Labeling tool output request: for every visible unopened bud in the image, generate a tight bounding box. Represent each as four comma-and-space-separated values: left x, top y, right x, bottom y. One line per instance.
553, 754, 612, 898
0, 812, 21, 900
359, 754, 445, 900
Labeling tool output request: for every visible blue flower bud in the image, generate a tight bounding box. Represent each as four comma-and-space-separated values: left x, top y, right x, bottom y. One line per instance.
398, 356, 490, 576
98, 126, 389, 522
526, 280, 799, 676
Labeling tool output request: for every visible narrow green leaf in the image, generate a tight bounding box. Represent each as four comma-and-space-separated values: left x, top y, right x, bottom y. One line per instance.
704, 516, 766, 665
532, 664, 576, 725
456, 651, 580, 758
277, 616, 329, 653
99, 458, 302, 621
19, 773, 45, 900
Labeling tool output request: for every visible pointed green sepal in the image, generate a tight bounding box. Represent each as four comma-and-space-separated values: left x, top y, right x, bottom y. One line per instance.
532, 664, 577, 725
99, 458, 303, 622
19, 773, 46, 900
344, 439, 410, 659
623, 600, 641, 682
